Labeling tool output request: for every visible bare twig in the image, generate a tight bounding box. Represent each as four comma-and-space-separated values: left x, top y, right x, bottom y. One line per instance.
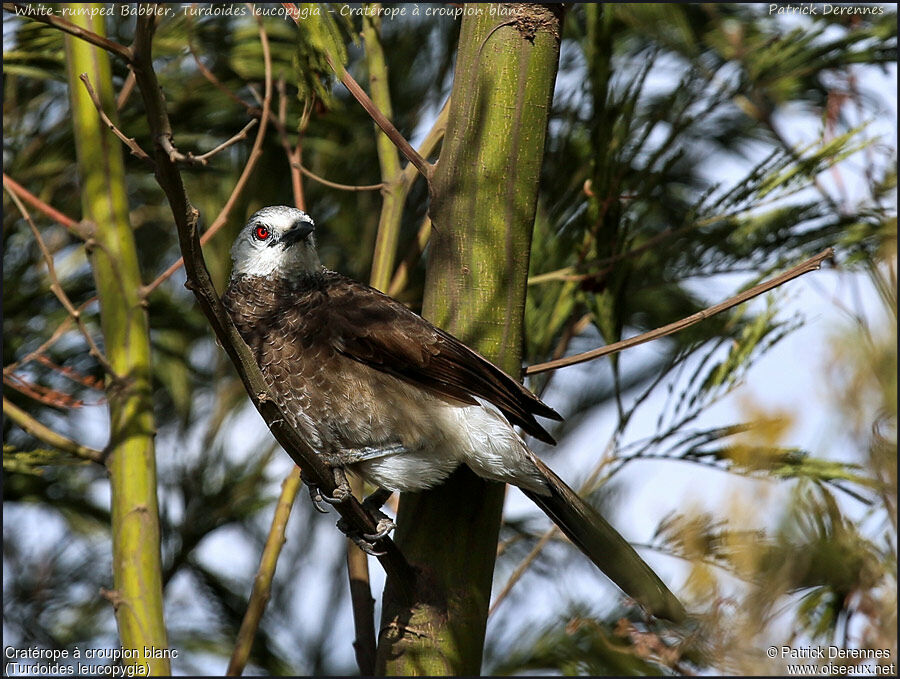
400, 96, 450, 187
116, 70, 136, 111
2, 173, 86, 238
2, 2, 132, 62
278, 2, 433, 181
162, 119, 259, 166
330, 54, 433, 181
32, 353, 104, 391
4, 184, 118, 378
295, 163, 384, 192
227, 466, 303, 676
274, 78, 305, 210
386, 215, 431, 298
489, 529, 556, 615
4, 396, 105, 464
79, 73, 154, 164
195, 120, 259, 164
3, 372, 86, 408
526, 248, 835, 375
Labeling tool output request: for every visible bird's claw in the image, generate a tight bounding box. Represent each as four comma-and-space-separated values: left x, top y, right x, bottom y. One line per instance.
336, 517, 392, 556
306, 483, 331, 513
302, 470, 351, 512
363, 517, 396, 542
319, 482, 351, 505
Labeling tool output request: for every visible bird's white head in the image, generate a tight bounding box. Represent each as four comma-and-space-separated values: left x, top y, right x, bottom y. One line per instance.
230, 206, 321, 279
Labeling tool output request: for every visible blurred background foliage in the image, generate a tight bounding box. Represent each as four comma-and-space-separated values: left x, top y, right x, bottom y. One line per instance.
3, 3, 896, 675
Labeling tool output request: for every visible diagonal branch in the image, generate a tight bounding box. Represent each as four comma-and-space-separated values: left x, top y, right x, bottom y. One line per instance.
128, 8, 415, 601
3, 298, 98, 375
329, 54, 433, 182
2, 173, 86, 238
278, 2, 433, 181
227, 466, 303, 676
4, 396, 105, 464
185, 119, 259, 165
526, 248, 836, 375
79, 73, 154, 164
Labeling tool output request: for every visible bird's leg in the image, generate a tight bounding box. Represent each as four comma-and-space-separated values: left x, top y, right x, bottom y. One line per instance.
323, 465, 352, 504
361, 487, 395, 541
362, 487, 393, 512
336, 486, 396, 553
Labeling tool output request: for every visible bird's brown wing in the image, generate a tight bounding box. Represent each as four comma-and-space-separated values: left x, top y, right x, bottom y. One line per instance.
314, 273, 561, 445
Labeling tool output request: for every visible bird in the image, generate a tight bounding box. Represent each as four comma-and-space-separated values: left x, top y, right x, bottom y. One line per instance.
223, 205, 685, 621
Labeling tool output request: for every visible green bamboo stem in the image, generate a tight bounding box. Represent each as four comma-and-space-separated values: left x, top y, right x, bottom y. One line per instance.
377, 4, 563, 674
364, 7, 404, 293
63, 5, 170, 674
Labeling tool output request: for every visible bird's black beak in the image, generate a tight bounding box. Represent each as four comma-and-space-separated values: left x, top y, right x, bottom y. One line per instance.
278, 220, 315, 247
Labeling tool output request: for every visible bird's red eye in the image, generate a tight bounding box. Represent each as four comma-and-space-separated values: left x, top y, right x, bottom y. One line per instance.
254, 225, 270, 241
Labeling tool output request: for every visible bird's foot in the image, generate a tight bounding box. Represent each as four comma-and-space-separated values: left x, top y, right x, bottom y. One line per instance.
301, 468, 352, 513
336, 514, 396, 556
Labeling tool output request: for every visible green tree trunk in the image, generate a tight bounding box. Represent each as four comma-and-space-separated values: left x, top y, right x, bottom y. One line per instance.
63, 6, 170, 674
377, 4, 562, 674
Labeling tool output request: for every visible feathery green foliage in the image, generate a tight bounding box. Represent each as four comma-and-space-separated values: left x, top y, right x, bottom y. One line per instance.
3, 3, 895, 675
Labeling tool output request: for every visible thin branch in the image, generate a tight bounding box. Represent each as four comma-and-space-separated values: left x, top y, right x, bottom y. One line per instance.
4, 396, 105, 464
274, 78, 305, 210
160, 119, 259, 166
399, 95, 450, 187
489, 528, 556, 615
4, 184, 118, 378
294, 163, 384, 192
380, 98, 451, 297
2, 2, 133, 62
79, 73, 154, 165
192, 119, 259, 164
3, 372, 88, 409
346, 498, 377, 676
2, 173, 85, 238
526, 248, 835, 375
32, 353, 104, 391
278, 3, 433, 181
386, 215, 431, 298
330, 54, 433, 181
116, 70, 136, 111
227, 466, 303, 676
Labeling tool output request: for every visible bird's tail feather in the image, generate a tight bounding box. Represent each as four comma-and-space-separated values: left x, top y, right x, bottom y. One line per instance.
522, 457, 685, 622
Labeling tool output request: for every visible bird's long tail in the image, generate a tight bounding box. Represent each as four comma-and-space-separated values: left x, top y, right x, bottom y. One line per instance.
522, 457, 685, 622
